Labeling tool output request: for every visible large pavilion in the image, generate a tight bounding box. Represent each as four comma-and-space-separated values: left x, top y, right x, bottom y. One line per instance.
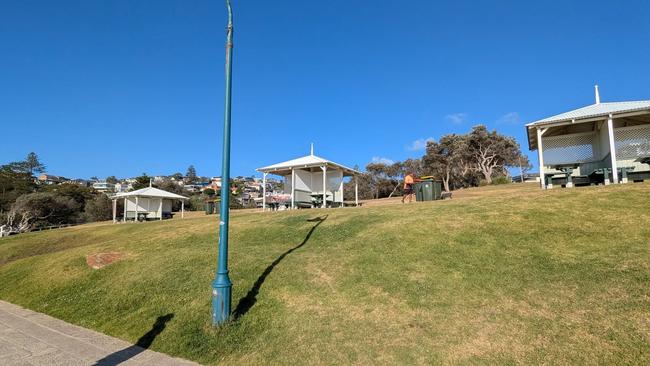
112, 186, 188, 222
526, 86, 650, 189
257, 147, 360, 210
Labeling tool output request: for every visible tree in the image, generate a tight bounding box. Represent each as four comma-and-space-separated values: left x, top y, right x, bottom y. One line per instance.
0, 164, 36, 213
516, 155, 533, 183
203, 188, 216, 197
105, 176, 119, 184
466, 125, 523, 184
6, 192, 79, 232
43, 184, 95, 208
171, 172, 184, 181
84, 195, 113, 222
131, 174, 153, 190
185, 165, 197, 184
24, 152, 46, 176
422, 135, 467, 192
365, 163, 389, 199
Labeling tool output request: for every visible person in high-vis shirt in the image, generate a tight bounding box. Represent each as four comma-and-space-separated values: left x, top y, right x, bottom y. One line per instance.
401, 173, 419, 203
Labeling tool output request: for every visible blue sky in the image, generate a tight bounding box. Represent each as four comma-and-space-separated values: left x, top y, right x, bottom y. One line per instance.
2, 1, 650, 179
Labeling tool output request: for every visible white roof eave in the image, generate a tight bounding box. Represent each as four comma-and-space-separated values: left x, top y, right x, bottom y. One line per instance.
526, 101, 650, 129
257, 154, 360, 175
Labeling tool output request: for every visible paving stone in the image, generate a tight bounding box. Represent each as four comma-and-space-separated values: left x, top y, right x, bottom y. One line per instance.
0, 300, 200, 365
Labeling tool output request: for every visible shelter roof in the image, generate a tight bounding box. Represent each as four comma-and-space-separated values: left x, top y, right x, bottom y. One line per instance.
114, 187, 188, 200
257, 154, 359, 176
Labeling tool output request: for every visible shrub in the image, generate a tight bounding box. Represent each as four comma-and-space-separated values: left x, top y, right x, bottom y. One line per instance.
10, 192, 80, 230
491, 176, 511, 185
84, 195, 113, 222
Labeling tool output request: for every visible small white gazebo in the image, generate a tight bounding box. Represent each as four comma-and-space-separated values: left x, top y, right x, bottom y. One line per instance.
526, 86, 650, 189
112, 186, 188, 222
257, 146, 360, 210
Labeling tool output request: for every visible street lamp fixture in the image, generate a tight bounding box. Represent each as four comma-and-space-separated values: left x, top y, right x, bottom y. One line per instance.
212, 0, 234, 326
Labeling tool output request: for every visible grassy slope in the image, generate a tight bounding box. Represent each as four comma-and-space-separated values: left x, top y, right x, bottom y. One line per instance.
0, 183, 649, 365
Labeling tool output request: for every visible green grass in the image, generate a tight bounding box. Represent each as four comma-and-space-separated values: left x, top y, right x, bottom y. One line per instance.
1, 183, 649, 365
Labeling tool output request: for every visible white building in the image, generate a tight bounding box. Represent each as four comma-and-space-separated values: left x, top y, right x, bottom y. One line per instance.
92, 181, 115, 193
112, 186, 188, 222
257, 146, 360, 209
526, 86, 650, 188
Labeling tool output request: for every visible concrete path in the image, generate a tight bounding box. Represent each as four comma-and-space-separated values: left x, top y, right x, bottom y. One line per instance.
0, 300, 199, 366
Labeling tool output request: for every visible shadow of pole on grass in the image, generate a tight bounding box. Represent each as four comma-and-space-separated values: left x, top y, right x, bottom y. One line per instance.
92, 313, 174, 366
232, 215, 328, 320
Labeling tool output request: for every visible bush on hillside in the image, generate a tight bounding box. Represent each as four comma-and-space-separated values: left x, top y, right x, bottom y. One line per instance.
9, 192, 80, 231
491, 176, 511, 185
84, 195, 113, 222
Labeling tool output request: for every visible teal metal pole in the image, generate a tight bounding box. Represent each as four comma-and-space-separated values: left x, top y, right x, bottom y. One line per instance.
212, 0, 234, 326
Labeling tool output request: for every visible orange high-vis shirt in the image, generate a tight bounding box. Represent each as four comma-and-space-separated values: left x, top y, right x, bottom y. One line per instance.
404, 174, 414, 189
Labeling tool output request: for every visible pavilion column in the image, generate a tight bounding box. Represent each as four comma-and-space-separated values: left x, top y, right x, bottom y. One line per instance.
339, 170, 344, 208
536, 128, 548, 189
159, 199, 163, 221
123, 197, 127, 222
134, 197, 139, 222
291, 168, 295, 209
112, 199, 117, 223
181, 200, 185, 219
262, 172, 267, 211
607, 114, 619, 184
321, 166, 327, 208
355, 175, 359, 207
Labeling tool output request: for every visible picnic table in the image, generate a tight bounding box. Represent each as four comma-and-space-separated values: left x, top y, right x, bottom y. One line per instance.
311, 193, 333, 208
548, 164, 579, 187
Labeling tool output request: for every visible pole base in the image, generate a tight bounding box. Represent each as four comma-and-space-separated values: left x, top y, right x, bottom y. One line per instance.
212, 274, 232, 326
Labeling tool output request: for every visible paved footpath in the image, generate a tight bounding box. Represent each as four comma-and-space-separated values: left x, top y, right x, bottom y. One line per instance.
0, 300, 199, 366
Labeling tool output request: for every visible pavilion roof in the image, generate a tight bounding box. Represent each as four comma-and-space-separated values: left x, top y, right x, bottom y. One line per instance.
257, 154, 359, 176
114, 187, 187, 200
526, 100, 650, 150
527, 101, 650, 127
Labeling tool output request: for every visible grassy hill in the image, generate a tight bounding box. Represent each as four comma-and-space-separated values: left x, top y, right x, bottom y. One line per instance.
1, 183, 649, 365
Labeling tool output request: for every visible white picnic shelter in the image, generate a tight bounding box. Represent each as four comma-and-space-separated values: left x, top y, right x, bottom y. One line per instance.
257, 146, 360, 210
112, 186, 188, 222
526, 86, 650, 189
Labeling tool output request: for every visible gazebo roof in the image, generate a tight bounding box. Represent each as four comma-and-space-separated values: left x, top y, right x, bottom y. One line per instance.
114, 187, 188, 200
526, 100, 650, 150
527, 100, 650, 127
257, 154, 359, 176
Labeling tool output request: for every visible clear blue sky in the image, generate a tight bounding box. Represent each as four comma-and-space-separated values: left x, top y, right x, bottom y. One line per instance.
2, 0, 650, 179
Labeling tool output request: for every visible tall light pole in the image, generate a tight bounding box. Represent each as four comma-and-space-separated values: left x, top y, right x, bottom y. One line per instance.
212, 0, 234, 326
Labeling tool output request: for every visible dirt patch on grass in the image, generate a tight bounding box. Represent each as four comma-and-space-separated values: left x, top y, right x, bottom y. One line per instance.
86, 252, 124, 269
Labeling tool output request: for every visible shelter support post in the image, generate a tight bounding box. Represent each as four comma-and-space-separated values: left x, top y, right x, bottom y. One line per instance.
607, 115, 619, 184
112, 199, 116, 223
123, 197, 127, 222
321, 166, 327, 208
159, 199, 163, 221
536, 128, 548, 189
355, 175, 359, 207
339, 170, 344, 208
291, 168, 295, 209
262, 172, 267, 211
181, 200, 185, 219
134, 197, 139, 222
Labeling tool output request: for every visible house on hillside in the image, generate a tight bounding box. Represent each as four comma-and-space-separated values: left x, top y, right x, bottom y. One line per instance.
257, 146, 360, 210
38, 174, 69, 185
92, 181, 115, 193
526, 86, 650, 189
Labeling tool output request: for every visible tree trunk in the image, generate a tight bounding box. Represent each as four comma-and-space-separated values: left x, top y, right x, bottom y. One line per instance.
388, 182, 400, 198
483, 170, 492, 184
443, 169, 451, 192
